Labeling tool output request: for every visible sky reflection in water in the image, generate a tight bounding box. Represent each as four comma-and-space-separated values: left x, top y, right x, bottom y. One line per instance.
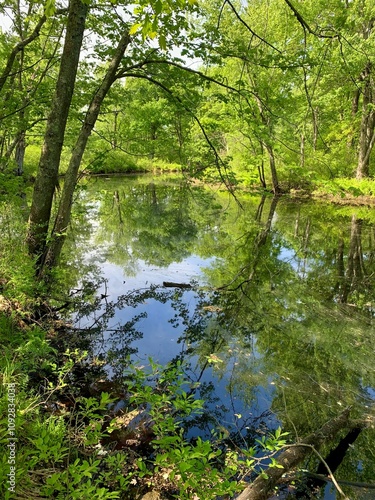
69, 177, 375, 498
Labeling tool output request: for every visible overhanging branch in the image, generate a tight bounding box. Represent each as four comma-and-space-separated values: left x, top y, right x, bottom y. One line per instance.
224, 0, 282, 53
116, 58, 267, 112
284, 0, 338, 39
117, 70, 242, 205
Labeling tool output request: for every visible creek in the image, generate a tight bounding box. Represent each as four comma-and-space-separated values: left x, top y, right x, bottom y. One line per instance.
65, 174, 375, 499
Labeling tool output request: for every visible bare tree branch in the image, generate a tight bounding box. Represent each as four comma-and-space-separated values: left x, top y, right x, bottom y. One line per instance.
116, 58, 266, 111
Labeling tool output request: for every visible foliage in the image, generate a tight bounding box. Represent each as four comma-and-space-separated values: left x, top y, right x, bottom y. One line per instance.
22, 145, 41, 178
3, 0, 375, 495
0, 307, 293, 499
86, 150, 183, 174
3, 0, 375, 199
313, 177, 375, 197
89, 150, 141, 174
0, 202, 42, 304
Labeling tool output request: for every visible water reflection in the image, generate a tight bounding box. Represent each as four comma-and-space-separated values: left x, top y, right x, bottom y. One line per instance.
65, 176, 375, 497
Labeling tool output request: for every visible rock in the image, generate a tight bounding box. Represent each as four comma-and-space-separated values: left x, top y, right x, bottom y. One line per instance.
140, 491, 162, 500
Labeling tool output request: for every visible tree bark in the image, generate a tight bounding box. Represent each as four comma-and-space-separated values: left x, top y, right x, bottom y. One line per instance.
236, 408, 351, 500
356, 64, 375, 179
15, 132, 26, 176
27, 0, 88, 262
40, 30, 131, 272
264, 143, 280, 195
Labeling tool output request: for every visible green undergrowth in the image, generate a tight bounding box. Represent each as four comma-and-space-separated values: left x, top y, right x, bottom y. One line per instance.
0, 202, 43, 306
313, 177, 375, 198
16, 143, 375, 200
23, 145, 183, 177
0, 307, 289, 499
86, 150, 183, 175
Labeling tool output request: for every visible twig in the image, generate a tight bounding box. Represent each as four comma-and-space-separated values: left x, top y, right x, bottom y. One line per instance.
304, 471, 375, 489
287, 443, 349, 499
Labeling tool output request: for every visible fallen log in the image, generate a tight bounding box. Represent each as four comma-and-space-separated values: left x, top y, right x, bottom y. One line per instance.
162, 281, 192, 289
236, 408, 352, 500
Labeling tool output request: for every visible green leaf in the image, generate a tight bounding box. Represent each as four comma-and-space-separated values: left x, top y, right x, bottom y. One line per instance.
154, 0, 163, 15
129, 23, 142, 35
45, 0, 56, 17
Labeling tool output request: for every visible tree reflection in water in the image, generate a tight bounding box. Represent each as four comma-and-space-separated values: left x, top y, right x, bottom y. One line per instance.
64, 177, 375, 497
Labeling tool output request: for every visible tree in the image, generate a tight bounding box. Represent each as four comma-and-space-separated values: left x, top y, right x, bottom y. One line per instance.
93, 76, 196, 164
0, 3, 65, 174
41, 29, 131, 271
27, 0, 88, 260
25, 0, 202, 273
191, 0, 306, 192
283, 0, 375, 179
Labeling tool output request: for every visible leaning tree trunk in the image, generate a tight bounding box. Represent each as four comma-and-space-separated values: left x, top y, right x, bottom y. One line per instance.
236, 408, 352, 500
27, 0, 88, 263
356, 64, 375, 179
40, 31, 131, 273
264, 143, 280, 195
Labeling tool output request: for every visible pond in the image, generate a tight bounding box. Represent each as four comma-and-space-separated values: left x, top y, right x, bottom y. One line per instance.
64, 174, 375, 499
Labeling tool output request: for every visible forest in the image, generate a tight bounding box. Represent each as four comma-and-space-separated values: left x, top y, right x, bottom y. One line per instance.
1, 0, 375, 499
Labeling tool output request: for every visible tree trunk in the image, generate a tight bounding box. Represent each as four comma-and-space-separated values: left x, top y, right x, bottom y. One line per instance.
14, 132, 26, 176
300, 133, 305, 168
356, 64, 375, 179
247, 69, 278, 194
340, 215, 365, 302
257, 141, 266, 189
26, 0, 88, 262
114, 190, 124, 226
5, 130, 24, 161
264, 143, 280, 195
245, 196, 279, 286
352, 88, 360, 116
149, 122, 157, 159
112, 110, 119, 149
312, 107, 318, 150
255, 195, 266, 222
334, 238, 345, 302
40, 31, 131, 272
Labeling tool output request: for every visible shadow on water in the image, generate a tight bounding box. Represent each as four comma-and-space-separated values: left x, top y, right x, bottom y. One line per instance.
62, 175, 375, 499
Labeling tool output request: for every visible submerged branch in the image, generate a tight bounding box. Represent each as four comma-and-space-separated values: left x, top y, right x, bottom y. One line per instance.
303, 472, 375, 490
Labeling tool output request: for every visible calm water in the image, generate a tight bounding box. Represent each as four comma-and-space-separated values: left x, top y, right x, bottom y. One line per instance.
66, 175, 375, 498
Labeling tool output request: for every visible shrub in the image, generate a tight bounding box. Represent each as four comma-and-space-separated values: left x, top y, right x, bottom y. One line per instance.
89, 150, 140, 174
